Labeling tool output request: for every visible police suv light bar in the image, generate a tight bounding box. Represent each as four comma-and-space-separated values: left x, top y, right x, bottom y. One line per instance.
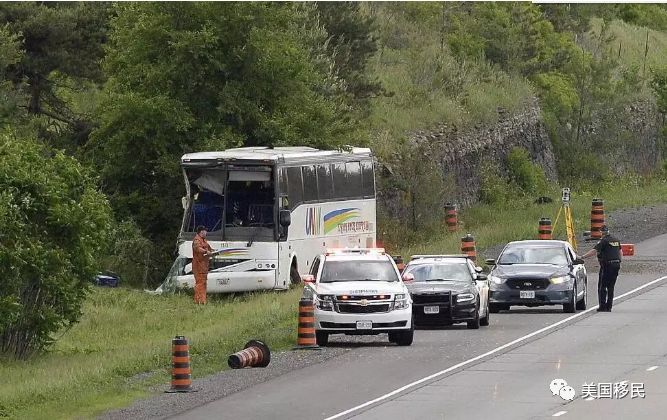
325, 248, 386, 256
410, 254, 471, 260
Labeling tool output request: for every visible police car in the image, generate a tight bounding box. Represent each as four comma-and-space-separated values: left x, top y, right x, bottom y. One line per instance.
303, 248, 414, 346
402, 255, 490, 328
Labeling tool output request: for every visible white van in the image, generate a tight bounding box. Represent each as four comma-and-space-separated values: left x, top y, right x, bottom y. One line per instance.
303, 248, 414, 346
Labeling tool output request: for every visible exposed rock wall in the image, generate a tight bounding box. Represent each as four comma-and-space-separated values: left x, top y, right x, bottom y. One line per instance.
378, 98, 557, 219
378, 97, 664, 220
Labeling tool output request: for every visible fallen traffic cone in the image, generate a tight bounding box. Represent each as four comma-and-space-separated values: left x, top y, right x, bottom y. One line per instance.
228, 340, 271, 369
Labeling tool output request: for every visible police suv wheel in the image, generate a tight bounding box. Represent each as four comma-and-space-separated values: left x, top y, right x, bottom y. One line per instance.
316, 330, 329, 347
394, 327, 414, 346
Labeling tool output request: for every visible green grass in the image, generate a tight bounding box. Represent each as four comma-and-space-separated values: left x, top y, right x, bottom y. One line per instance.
395, 180, 667, 260
585, 18, 667, 71
0, 288, 302, 419
366, 5, 534, 145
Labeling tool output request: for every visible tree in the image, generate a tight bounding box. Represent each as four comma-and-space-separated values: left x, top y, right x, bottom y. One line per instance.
0, 24, 23, 127
0, 2, 111, 147
89, 3, 365, 282
0, 131, 112, 359
313, 2, 382, 105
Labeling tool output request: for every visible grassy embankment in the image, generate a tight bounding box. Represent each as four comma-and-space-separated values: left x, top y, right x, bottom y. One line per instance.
2, 181, 667, 419
0, 288, 302, 419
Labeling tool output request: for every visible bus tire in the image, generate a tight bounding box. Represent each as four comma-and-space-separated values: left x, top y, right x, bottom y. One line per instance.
290, 264, 300, 286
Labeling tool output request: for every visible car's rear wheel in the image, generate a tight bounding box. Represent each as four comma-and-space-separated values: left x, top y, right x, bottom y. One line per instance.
576, 280, 587, 310
480, 302, 490, 326
563, 283, 577, 313
315, 330, 329, 347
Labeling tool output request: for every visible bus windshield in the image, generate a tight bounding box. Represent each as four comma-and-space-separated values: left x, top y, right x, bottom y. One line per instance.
183, 167, 275, 241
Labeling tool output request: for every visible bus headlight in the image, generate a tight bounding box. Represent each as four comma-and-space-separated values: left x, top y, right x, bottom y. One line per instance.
315, 295, 334, 311
393, 293, 409, 310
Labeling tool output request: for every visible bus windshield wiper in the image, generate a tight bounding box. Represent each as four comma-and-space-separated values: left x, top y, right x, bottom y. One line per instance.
247, 227, 260, 247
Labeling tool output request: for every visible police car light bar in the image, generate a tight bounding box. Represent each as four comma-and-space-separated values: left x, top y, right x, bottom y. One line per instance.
325, 248, 386, 255
410, 254, 471, 260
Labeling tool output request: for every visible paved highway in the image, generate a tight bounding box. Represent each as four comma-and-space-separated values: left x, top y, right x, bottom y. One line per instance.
173, 234, 667, 420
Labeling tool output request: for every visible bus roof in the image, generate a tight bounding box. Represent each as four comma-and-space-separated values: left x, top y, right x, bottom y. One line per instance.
181, 147, 372, 164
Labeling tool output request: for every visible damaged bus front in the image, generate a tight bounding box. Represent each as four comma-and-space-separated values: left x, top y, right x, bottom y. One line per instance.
168, 152, 288, 293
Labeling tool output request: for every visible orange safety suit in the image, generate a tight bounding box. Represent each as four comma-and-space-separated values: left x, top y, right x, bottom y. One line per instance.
192, 234, 213, 304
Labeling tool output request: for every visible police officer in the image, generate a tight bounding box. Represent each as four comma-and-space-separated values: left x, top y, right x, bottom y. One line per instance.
582, 225, 622, 312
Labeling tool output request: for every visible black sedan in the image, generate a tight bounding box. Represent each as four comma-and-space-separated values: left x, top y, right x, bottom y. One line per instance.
487, 240, 587, 313
402, 255, 489, 329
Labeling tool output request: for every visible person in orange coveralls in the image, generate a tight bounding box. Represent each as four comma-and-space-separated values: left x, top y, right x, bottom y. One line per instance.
192, 225, 214, 304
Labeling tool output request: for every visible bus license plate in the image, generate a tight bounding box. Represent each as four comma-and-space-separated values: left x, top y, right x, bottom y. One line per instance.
520, 290, 535, 299
424, 306, 440, 314
356, 320, 373, 330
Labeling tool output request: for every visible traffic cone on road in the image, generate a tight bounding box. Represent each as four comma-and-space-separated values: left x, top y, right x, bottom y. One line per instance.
461, 233, 477, 262
166, 335, 195, 393
293, 298, 320, 350
538, 218, 553, 240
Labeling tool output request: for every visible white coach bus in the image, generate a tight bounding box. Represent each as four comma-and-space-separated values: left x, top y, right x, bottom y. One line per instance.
160, 146, 377, 293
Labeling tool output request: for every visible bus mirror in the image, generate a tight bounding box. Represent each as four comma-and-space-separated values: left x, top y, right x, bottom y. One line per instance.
279, 210, 291, 227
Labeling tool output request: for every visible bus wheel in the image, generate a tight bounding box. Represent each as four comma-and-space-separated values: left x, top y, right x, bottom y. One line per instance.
290, 264, 300, 286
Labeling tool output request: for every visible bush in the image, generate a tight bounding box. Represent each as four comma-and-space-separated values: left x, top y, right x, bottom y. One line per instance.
479, 161, 514, 205
98, 219, 156, 289
0, 133, 113, 358
506, 147, 549, 195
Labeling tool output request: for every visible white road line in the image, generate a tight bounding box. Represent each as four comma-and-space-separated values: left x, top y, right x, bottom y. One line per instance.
324, 275, 667, 420
585, 397, 595, 401
553, 411, 568, 417
647, 366, 659, 371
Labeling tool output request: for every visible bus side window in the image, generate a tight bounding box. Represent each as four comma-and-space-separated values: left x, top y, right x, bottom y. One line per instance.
361, 160, 375, 198
286, 167, 303, 209
302, 165, 318, 202
332, 163, 347, 199
279, 168, 289, 197
317, 164, 333, 200
345, 161, 362, 198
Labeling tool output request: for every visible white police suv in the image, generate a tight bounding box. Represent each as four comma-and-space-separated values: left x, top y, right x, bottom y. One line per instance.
303, 248, 414, 346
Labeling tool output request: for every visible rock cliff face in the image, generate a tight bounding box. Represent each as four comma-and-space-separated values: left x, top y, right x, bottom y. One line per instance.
378, 98, 557, 219
378, 98, 665, 219
377, 97, 664, 220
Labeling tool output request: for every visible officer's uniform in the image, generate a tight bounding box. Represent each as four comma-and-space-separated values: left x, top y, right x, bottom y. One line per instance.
594, 231, 622, 311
